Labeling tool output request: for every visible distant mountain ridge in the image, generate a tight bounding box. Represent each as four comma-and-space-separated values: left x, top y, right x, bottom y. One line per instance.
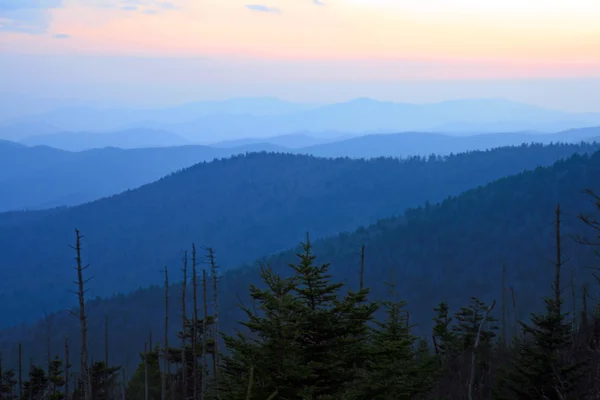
19, 128, 190, 151
2, 128, 600, 212
3, 97, 600, 142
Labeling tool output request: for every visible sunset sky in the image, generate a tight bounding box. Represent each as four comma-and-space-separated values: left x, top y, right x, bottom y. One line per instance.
1, 0, 600, 114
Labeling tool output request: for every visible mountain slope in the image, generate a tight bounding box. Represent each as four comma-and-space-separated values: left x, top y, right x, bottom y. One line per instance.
0, 144, 282, 211
0, 143, 598, 327
3, 130, 600, 212
301, 127, 600, 158
1, 149, 599, 372
19, 128, 190, 151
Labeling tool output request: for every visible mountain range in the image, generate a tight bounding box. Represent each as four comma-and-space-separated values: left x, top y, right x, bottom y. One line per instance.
2, 128, 600, 212
3, 97, 600, 143
0, 142, 597, 329
1, 146, 599, 372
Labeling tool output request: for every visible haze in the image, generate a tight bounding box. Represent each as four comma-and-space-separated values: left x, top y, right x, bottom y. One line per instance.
2, 0, 600, 118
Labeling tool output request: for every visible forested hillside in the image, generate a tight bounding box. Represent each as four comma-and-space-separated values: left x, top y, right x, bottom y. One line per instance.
0, 143, 283, 211
0, 143, 596, 327
2, 150, 599, 389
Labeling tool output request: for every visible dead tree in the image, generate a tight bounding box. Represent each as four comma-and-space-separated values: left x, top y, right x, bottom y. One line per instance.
105, 315, 109, 366
555, 204, 565, 317
510, 287, 519, 339
65, 335, 70, 399
181, 251, 188, 399
68, 229, 91, 400
359, 244, 365, 291
192, 244, 199, 399
44, 311, 52, 375
501, 264, 507, 348
144, 342, 149, 400
468, 300, 496, 400
201, 269, 208, 400
162, 266, 169, 400
209, 248, 220, 383
18, 343, 22, 398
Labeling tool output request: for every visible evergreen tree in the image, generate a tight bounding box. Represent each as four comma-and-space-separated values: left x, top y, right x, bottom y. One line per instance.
48, 356, 65, 400
220, 236, 378, 399
126, 348, 162, 400
495, 297, 588, 399
1, 369, 18, 400
21, 365, 48, 400
432, 301, 457, 360
353, 283, 436, 399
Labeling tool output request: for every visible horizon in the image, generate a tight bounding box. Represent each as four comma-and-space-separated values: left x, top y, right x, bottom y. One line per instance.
2, 0, 600, 115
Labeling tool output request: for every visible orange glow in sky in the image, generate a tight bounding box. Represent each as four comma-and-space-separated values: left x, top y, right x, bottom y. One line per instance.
1, 0, 600, 111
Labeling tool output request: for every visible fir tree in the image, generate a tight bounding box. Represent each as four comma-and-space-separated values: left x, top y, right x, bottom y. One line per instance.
353, 282, 437, 399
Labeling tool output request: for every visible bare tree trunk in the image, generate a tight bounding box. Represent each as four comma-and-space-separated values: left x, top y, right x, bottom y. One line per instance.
555, 204, 563, 316
501, 264, 507, 348
144, 341, 149, 400
192, 244, 198, 400
44, 311, 52, 375
209, 248, 220, 386
468, 300, 496, 400
105, 314, 109, 366
181, 251, 188, 400
65, 335, 70, 399
359, 244, 365, 291
162, 266, 169, 400
571, 269, 576, 333
18, 343, 22, 399
201, 269, 208, 400
70, 229, 90, 400
582, 283, 589, 330
510, 287, 519, 339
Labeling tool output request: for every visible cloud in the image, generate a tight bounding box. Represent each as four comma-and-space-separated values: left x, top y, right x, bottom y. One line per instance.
0, 0, 63, 11
312, 0, 325, 5
121, 5, 138, 10
246, 4, 280, 14
159, 2, 177, 10
52, 33, 70, 38
0, 0, 63, 33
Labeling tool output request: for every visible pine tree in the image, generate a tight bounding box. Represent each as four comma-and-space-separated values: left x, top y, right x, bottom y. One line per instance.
495, 297, 587, 399
126, 349, 162, 400
220, 235, 378, 399
48, 356, 65, 400
21, 365, 48, 400
220, 262, 301, 399
432, 301, 457, 360
1, 369, 17, 400
353, 282, 436, 399
495, 205, 589, 399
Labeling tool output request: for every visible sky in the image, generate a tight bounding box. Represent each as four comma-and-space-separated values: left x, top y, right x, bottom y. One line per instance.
1, 0, 600, 115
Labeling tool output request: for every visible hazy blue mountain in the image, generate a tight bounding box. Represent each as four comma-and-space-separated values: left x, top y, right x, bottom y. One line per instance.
19, 128, 191, 151
299, 127, 600, 158
0, 145, 257, 211
0, 141, 72, 182
0, 143, 596, 326
3, 128, 600, 212
0, 97, 320, 137
3, 97, 600, 142
0, 121, 63, 141
142, 98, 600, 142
0, 138, 25, 149
211, 132, 354, 149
